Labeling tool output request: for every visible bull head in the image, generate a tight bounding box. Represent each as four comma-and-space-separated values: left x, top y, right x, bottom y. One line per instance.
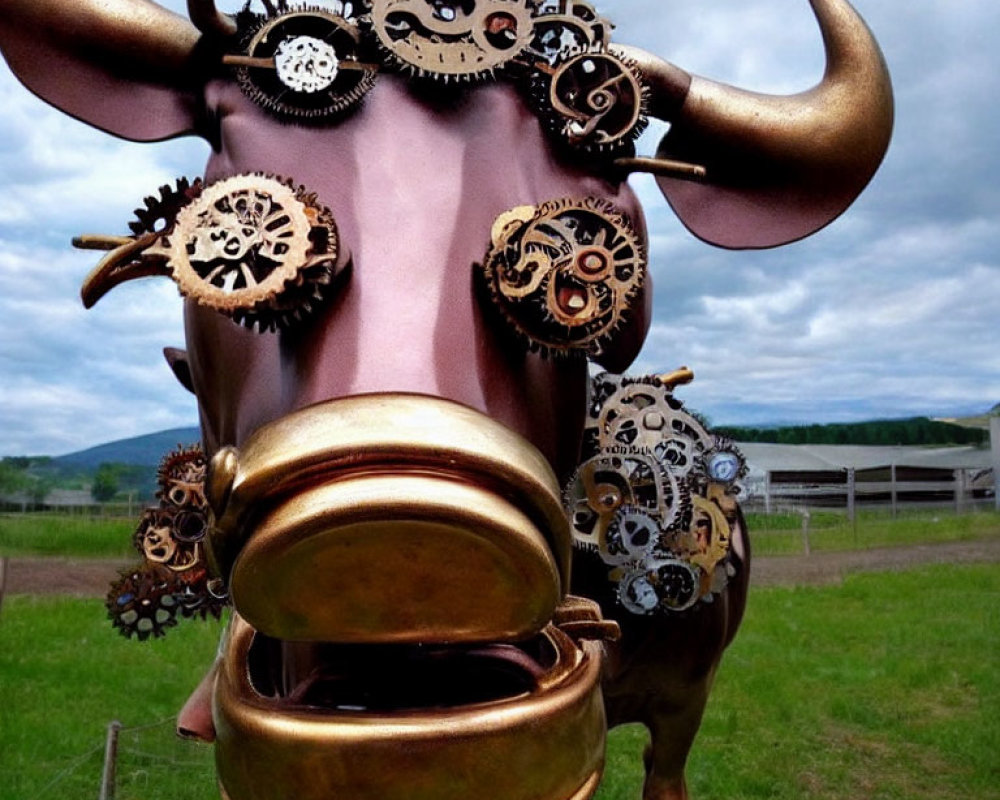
0, 1, 891, 799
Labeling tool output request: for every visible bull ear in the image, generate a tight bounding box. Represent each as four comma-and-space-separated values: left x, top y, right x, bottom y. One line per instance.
630, 0, 893, 249
164, 347, 196, 395
0, 0, 218, 141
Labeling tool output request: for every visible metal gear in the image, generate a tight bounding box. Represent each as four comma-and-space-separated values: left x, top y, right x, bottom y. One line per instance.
132, 508, 203, 572
533, 48, 647, 156
591, 375, 715, 475
157, 444, 208, 511
367, 0, 535, 82
478, 196, 645, 357
233, 8, 377, 121
106, 567, 181, 640
524, 0, 610, 66
146, 173, 342, 332
128, 178, 200, 237
701, 436, 748, 486
565, 451, 688, 556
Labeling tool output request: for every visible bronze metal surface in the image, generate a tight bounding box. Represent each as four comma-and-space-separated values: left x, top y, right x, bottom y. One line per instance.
208, 393, 571, 643
214, 615, 607, 800
649, 0, 894, 248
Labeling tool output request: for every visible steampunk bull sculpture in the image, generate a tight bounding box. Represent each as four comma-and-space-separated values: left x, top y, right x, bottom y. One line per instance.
0, 0, 892, 798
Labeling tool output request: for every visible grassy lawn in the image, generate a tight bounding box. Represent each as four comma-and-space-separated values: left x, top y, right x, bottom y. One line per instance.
3, 508, 999, 561
2, 563, 997, 799
747, 508, 1000, 556
0, 513, 135, 559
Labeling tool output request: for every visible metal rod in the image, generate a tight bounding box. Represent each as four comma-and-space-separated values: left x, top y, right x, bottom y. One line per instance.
613, 156, 707, 181
98, 720, 122, 800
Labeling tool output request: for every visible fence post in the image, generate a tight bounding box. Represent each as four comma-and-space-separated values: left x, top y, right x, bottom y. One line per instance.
954, 469, 965, 514
846, 468, 856, 522
764, 471, 772, 515
991, 416, 1000, 512
800, 509, 811, 556
98, 720, 121, 800
890, 463, 898, 518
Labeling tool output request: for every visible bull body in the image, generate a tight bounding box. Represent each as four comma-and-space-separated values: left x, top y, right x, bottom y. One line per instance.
0, 1, 891, 798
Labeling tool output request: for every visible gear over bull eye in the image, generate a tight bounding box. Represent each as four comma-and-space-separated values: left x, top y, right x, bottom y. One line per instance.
533, 49, 648, 155
230, 8, 377, 121
77, 174, 343, 333
368, 0, 535, 81
478, 196, 645, 358
565, 372, 747, 615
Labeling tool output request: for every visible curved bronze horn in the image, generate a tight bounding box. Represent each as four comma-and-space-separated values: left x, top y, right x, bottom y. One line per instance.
188, 0, 238, 38
626, 0, 893, 249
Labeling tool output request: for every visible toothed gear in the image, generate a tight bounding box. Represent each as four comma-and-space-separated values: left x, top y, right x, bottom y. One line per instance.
701, 437, 748, 486
367, 0, 535, 82
234, 8, 376, 121
157, 444, 208, 510
532, 48, 647, 155
107, 567, 180, 640
592, 376, 715, 476
128, 178, 200, 237
479, 196, 644, 357
147, 173, 341, 332
603, 507, 660, 565
565, 451, 688, 553
526, 0, 610, 65
132, 508, 203, 572
173, 568, 229, 621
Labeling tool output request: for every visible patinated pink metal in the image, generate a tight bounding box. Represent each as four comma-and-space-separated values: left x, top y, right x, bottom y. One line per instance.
0, 2, 892, 798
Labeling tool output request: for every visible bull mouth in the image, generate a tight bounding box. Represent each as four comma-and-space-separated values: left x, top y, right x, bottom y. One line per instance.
215, 615, 608, 800
204, 394, 609, 799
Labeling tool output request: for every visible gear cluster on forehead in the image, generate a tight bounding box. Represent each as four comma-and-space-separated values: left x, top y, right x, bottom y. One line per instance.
227, 0, 647, 159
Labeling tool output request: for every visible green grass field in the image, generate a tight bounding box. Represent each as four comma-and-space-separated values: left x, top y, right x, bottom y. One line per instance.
746, 508, 1000, 556
2, 563, 997, 800
3, 508, 998, 560
0, 513, 135, 559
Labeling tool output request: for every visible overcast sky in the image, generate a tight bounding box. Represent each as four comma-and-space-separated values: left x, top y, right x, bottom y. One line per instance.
1, 0, 997, 456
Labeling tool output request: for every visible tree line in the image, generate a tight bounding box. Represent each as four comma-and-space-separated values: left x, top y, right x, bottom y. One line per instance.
716, 416, 988, 446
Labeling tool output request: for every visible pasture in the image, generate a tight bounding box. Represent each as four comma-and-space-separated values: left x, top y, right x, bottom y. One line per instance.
1, 560, 996, 799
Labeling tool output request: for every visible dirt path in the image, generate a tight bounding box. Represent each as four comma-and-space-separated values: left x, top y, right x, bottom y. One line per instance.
3, 538, 999, 597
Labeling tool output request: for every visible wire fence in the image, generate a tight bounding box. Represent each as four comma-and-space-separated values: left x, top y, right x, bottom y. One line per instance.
25, 718, 216, 800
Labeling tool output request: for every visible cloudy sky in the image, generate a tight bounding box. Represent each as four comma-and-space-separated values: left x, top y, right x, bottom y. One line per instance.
1, 0, 997, 456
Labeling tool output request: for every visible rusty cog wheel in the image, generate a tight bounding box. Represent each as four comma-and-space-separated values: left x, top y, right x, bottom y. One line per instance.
479, 196, 645, 357
524, 0, 610, 66
147, 173, 342, 332
366, 0, 535, 83
531, 47, 648, 156
128, 178, 201, 237
156, 444, 208, 509
173, 567, 229, 621
106, 567, 181, 640
234, 7, 377, 121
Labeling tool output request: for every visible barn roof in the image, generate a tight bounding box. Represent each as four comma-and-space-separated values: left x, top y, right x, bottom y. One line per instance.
736, 443, 992, 474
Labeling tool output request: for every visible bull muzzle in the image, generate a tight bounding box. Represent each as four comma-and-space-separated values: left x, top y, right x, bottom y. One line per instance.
201, 393, 615, 800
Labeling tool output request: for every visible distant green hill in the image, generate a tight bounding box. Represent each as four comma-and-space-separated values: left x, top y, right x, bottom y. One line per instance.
51, 426, 201, 470
0, 427, 202, 504
716, 416, 988, 446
